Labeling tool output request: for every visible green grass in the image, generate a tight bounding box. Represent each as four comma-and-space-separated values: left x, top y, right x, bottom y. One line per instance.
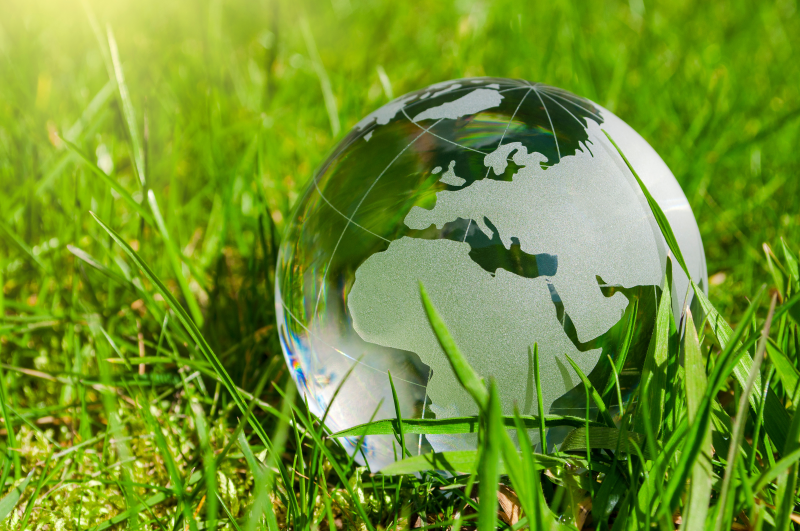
1, 0, 800, 529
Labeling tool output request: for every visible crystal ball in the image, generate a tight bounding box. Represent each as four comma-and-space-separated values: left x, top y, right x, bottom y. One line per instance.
276, 78, 707, 469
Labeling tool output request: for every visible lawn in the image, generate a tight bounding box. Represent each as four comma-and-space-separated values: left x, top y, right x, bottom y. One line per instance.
1, 0, 800, 529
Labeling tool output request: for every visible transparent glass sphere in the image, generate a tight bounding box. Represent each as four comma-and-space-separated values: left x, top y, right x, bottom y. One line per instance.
276, 78, 707, 470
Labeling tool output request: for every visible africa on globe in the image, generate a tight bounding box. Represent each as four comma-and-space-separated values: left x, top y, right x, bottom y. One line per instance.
276, 78, 707, 469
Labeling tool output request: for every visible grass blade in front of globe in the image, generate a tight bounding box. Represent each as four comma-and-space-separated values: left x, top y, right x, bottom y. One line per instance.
679, 309, 713, 531
633, 263, 673, 440
329, 414, 603, 438
477, 381, 501, 531
602, 130, 690, 280
601, 297, 638, 401
563, 354, 616, 429
512, 407, 553, 529
531, 344, 547, 452
379, 450, 571, 476
387, 371, 411, 459
420, 282, 489, 410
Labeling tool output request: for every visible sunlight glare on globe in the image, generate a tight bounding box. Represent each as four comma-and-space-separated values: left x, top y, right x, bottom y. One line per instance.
275, 78, 707, 469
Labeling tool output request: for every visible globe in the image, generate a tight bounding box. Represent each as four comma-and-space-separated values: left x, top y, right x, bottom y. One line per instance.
276, 78, 707, 470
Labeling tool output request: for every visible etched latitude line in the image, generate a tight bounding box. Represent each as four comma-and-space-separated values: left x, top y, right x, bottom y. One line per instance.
400, 107, 522, 164
533, 86, 561, 162
346, 85, 527, 166
280, 300, 427, 389
400, 108, 491, 156
313, 180, 391, 243
312, 118, 445, 319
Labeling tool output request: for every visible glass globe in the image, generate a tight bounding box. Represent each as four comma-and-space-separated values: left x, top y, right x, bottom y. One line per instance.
276, 78, 707, 470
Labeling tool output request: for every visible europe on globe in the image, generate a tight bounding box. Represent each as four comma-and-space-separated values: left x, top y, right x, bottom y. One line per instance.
275, 78, 707, 469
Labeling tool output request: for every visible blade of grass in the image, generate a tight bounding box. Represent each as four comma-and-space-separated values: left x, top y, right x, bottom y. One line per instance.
775, 358, 800, 531
61, 139, 154, 225
602, 297, 638, 399
387, 371, 410, 459
780, 237, 799, 285
764, 243, 786, 299
748, 367, 775, 473
0, 363, 20, 481
531, 344, 547, 451
378, 449, 571, 477
477, 380, 501, 531
634, 264, 673, 437
564, 353, 616, 428
603, 130, 690, 278
692, 282, 790, 451
90, 212, 272, 447
17, 455, 52, 530
147, 190, 204, 328
190, 401, 218, 531
714, 294, 777, 531
560, 427, 658, 460
420, 282, 488, 410
329, 413, 602, 438
512, 408, 551, 529
238, 430, 278, 531
765, 339, 800, 402
0, 470, 34, 520
107, 25, 145, 186
300, 18, 340, 137
680, 309, 713, 531
139, 394, 198, 531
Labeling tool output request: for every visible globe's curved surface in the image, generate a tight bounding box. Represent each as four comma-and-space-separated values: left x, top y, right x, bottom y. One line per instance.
276, 78, 707, 469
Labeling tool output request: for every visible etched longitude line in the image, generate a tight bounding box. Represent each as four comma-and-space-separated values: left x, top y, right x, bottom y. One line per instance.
538, 89, 589, 131
534, 86, 561, 162
312, 118, 445, 319
314, 180, 391, 243
538, 86, 602, 120
482, 85, 534, 181
461, 220, 472, 243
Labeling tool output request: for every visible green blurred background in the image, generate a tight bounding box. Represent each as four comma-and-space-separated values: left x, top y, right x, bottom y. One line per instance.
0, 0, 799, 527
1, 0, 799, 390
